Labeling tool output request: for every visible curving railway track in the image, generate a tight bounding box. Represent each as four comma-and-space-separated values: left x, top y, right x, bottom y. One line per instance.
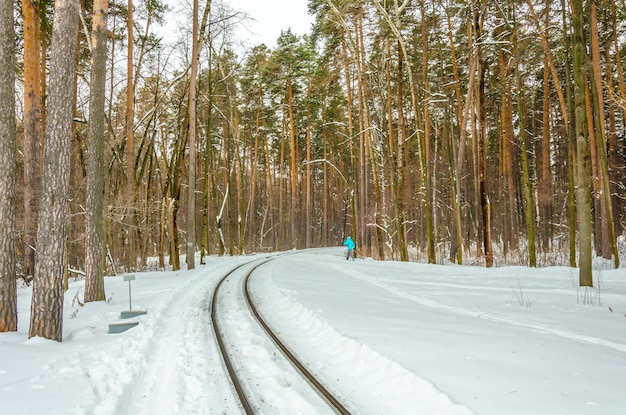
210, 255, 352, 415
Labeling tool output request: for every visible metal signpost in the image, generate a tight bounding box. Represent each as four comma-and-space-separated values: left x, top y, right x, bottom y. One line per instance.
124, 274, 135, 312
109, 274, 147, 333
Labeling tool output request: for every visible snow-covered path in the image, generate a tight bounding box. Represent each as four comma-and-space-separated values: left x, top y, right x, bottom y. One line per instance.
119, 260, 235, 415
1, 248, 625, 415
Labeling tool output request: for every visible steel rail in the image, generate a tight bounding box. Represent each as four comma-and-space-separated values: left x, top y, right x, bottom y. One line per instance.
243, 259, 352, 415
211, 252, 351, 415
210, 259, 258, 415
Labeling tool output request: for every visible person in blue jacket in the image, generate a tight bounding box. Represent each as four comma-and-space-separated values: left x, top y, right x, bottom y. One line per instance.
343, 236, 356, 260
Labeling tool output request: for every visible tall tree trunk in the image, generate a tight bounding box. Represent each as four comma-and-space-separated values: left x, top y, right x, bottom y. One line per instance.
201, 42, 214, 263
84, 0, 109, 303
212, 158, 225, 256
537, 0, 553, 253
420, 0, 435, 264
231, 103, 245, 254
306, 86, 312, 248
394, 44, 409, 261
287, 78, 298, 247
474, 3, 493, 267
278, 110, 286, 247
606, 24, 622, 245
0, 0, 18, 332
246, 86, 262, 250
321, 112, 329, 246
29, 0, 80, 341
263, 121, 275, 249
610, 0, 626, 193
386, 38, 408, 261
305, 124, 313, 248
168, 197, 180, 270
186, 0, 201, 270
21, 0, 42, 280
586, 81, 604, 257
356, 8, 372, 258
159, 196, 166, 268
125, 0, 135, 271
589, 0, 618, 267
562, 0, 577, 268
498, 30, 518, 256
515, 45, 537, 267
572, 0, 593, 287
447, 9, 462, 263
336, 25, 357, 243
447, 8, 476, 264
539, 52, 553, 252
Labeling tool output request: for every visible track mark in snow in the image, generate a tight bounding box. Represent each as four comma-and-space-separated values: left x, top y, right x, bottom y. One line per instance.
340, 266, 626, 353
123, 273, 238, 415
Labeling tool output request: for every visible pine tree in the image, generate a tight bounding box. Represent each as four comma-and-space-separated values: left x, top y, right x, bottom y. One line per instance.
29, 0, 81, 341
0, 0, 18, 332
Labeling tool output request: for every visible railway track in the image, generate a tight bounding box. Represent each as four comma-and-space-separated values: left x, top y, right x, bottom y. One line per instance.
210, 254, 352, 415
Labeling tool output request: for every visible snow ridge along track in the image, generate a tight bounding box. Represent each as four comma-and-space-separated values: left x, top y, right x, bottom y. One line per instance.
212, 254, 352, 415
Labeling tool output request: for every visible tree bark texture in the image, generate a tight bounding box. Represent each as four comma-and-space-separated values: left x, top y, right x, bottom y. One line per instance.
589, 1, 619, 267
29, 0, 80, 341
21, 0, 42, 280
125, 0, 136, 270
84, 0, 109, 303
474, 4, 493, 267
0, 0, 18, 332
186, 0, 200, 269
572, 0, 593, 287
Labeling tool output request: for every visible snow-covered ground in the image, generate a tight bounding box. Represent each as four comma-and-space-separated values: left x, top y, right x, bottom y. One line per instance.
1, 247, 624, 414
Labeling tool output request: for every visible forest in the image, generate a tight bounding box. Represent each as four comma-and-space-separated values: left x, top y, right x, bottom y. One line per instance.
1, 0, 625, 340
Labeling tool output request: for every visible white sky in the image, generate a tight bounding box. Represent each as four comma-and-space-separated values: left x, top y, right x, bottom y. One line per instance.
230, 0, 314, 47
160, 0, 315, 57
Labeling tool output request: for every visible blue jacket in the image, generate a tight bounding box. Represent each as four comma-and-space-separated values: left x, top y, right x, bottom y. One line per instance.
343, 236, 356, 250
